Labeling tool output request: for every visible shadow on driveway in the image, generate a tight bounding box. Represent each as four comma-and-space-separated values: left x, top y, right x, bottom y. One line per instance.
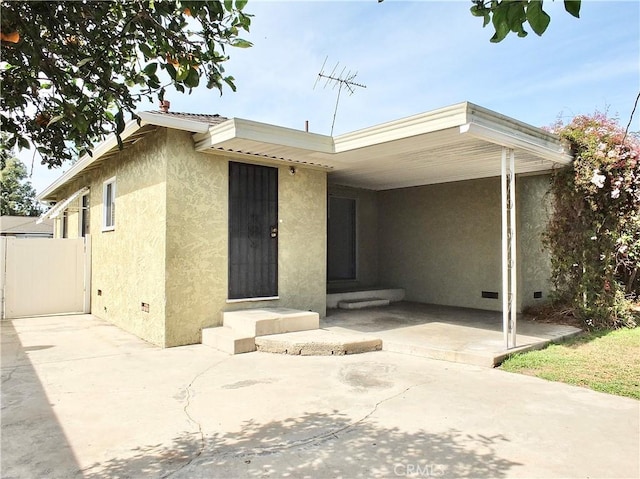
83, 410, 520, 478
1, 319, 82, 478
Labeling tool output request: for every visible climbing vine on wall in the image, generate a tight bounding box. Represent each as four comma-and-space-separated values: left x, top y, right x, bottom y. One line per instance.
545, 113, 639, 329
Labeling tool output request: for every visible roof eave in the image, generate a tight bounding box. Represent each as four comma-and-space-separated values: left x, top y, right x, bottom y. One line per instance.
37, 119, 142, 202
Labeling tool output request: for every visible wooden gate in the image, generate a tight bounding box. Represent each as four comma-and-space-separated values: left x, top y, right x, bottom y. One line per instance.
0, 237, 91, 319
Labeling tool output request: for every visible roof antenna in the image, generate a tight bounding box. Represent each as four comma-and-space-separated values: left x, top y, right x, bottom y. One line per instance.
313, 56, 366, 135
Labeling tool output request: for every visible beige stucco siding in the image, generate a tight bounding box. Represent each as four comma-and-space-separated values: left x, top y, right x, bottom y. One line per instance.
327, 185, 379, 290
517, 174, 553, 310
163, 129, 327, 347
378, 178, 502, 311
376, 175, 552, 312
163, 129, 228, 347
53, 128, 169, 346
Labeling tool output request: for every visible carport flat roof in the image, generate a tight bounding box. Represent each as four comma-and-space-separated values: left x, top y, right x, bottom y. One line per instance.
39, 101, 572, 201
193, 101, 572, 190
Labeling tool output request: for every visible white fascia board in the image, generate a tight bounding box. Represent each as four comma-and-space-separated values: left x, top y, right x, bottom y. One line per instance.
136, 111, 211, 133
37, 186, 90, 223
37, 119, 141, 202
194, 118, 334, 153
460, 122, 573, 165
333, 102, 469, 153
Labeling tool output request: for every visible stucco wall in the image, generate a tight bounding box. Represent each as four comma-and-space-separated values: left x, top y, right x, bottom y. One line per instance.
378, 178, 502, 311
517, 174, 553, 310
54, 128, 169, 346
327, 184, 379, 291
376, 175, 552, 312
163, 129, 327, 347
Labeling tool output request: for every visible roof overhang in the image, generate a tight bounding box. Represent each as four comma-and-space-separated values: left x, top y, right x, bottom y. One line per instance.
37, 111, 214, 202
194, 102, 572, 190
38, 101, 573, 200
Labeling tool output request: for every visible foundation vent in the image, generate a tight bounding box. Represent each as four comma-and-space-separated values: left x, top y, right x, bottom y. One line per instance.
482, 291, 499, 299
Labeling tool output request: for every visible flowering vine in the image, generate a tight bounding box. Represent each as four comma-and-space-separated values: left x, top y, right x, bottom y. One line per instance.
545, 113, 639, 329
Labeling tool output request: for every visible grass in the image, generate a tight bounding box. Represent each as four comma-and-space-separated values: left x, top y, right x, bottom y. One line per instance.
501, 328, 640, 400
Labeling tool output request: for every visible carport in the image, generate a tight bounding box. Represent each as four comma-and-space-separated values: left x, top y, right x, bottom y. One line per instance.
193, 101, 573, 350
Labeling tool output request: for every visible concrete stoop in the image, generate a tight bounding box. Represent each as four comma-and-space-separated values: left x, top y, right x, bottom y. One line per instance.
327, 288, 404, 309
201, 308, 319, 355
338, 298, 390, 309
255, 330, 382, 356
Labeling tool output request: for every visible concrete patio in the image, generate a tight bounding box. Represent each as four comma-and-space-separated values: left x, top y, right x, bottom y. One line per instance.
2, 314, 638, 479
272, 302, 577, 367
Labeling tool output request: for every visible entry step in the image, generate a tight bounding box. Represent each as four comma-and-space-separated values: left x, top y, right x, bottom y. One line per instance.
202, 308, 320, 355
201, 326, 255, 354
327, 288, 404, 309
338, 298, 390, 309
223, 308, 319, 337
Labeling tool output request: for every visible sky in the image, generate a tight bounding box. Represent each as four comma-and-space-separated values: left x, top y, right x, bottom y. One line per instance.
21, 0, 640, 195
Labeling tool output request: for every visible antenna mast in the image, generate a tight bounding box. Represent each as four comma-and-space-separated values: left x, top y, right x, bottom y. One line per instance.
313, 57, 366, 135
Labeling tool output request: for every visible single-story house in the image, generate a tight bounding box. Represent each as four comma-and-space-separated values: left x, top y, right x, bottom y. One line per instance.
37, 101, 572, 348
0, 216, 54, 238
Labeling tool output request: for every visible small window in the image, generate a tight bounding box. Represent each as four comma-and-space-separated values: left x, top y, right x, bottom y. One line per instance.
80, 192, 90, 237
102, 177, 116, 231
62, 210, 68, 238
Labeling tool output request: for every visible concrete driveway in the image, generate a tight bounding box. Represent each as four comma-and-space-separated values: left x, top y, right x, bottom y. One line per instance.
2, 315, 638, 479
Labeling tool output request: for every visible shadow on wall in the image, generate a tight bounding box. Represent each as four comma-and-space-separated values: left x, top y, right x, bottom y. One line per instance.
0, 320, 82, 478
83, 411, 521, 478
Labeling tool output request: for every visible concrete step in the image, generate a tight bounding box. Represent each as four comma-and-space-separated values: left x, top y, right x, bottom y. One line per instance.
201, 326, 255, 354
255, 329, 382, 356
223, 308, 320, 337
327, 288, 405, 309
338, 298, 390, 309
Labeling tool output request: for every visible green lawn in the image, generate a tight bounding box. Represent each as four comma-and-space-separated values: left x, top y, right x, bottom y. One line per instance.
501, 328, 640, 400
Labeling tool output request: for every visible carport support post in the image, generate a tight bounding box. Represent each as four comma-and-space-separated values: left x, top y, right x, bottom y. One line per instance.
501, 147, 517, 349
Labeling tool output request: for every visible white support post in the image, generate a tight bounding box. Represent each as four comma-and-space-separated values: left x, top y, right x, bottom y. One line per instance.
501, 147, 517, 349
509, 149, 517, 347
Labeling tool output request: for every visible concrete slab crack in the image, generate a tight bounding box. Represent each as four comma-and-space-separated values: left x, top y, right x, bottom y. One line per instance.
211, 380, 432, 460
161, 356, 231, 479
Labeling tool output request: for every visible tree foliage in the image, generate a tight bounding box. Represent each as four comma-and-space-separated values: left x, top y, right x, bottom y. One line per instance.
0, 0, 252, 168
470, 0, 581, 42
0, 155, 42, 216
545, 113, 640, 329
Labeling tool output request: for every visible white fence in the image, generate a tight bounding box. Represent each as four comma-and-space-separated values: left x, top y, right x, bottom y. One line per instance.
0, 237, 91, 319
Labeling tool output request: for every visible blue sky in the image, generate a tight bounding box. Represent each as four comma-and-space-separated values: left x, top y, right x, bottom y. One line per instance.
26, 0, 640, 194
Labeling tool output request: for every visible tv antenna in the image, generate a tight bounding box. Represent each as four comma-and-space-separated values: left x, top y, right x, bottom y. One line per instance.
313, 56, 366, 135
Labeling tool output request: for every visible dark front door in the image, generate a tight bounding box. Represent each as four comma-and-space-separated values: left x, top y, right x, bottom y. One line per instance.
228, 162, 278, 299
327, 196, 356, 281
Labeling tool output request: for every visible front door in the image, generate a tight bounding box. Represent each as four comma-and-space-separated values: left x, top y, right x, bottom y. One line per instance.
228, 162, 278, 299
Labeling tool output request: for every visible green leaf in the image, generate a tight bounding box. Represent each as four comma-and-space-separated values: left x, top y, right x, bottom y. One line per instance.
526, 1, 551, 36
165, 63, 177, 80
175, 64, 190, 82
115, 110, 125, 136
139, 43, 153, 58
17, 136, 30, 150
231, 38, 252, 48
236, 0, 248, 10
564, 0, 581, 18
224, 0, 233, 12
490, 6, 510, 43
143, 62, 158, 75
184, 67, 200, 88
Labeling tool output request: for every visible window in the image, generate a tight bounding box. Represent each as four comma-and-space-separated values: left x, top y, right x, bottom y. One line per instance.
62, 210, 68, 238
102, 177, 116, 231
80, 192, 90, 237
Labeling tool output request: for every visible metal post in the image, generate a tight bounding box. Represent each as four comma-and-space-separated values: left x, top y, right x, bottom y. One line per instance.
508, 149, 517, 347
501, 147, 517, 349
501, 148, 509, 349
